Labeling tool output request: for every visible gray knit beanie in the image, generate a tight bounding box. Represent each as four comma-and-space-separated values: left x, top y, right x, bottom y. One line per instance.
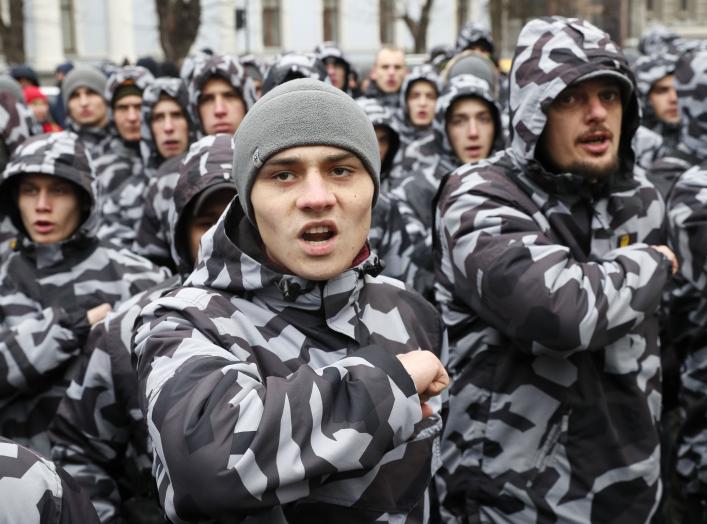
0, 74, 24, 103
61, 66, 107, 107
232, 78, 380, 224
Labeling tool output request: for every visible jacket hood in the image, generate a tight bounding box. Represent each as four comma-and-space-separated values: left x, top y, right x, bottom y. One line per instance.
633, 53, 678, 129
398, 64, 442, 125
239, 54, 267, 82
675, 50, 707, 159
188, 54, 256, 135
168, 134, 237, 274
315, 42, 352, 94
434, 73, 503, 164
0, 92, 36, 159
455, 21, 494, 56
508, 17, 640, 175
104, 65, 155, 106
179, 51, 212, 85
0, 131, 100, 244
638, 26, 681, 55
186, 197, 382, 307
356, 97, 401, 178
139, 77, 197, 173
261, 52, 329, 95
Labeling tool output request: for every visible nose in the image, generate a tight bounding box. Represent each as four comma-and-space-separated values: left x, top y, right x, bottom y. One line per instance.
586, 94, 608, 122
78, 92, 89, 106
467, 119, 479, 137
128, 106, 140, 122
213, 95, 226, 116
668, 87, 678, 104
296, 171, 336, 212
36, 189, 51, 211
163, 114, 174, 132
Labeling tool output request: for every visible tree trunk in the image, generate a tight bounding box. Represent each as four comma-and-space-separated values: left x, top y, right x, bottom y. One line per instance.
401, 0, 434, 54
0, 0, 25, 64
155, 0, 201, 64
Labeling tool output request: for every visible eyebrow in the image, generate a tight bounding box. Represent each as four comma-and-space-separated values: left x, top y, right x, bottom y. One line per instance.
263, 152, 357, 168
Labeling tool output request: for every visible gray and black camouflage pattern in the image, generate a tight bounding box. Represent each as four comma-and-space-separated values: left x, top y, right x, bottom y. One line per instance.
139, 77, 196, 178
94, 66, 155, 248
132, 193, 446, 523
434, 17, 671, 522
638, 26, 681, 56
356, 97, 400, 187
395, 64, 441, 152
633, 53, 680, 148
0, 131, 170, 456
132, 154, 183, 269
0, 91, 37, 260
666, 161, 707, 503
315, 41, 352, 94
49, 135, 236, 523
455, 21, 494, 54
261, 52, 329, 96
188, 54, 255, 135
392, 73, 502, 224
104, 66, 154, 106
675, 50, 707, 162
0, 436, 100, 524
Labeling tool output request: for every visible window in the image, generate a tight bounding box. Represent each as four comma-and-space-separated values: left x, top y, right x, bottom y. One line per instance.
263, 0, 281, 48
323, 0, 339, 42
60, 0, 77, 55
379, 0, 395, 44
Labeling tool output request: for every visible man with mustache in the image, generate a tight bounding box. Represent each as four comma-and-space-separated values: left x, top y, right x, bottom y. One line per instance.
434, 17, 677, 522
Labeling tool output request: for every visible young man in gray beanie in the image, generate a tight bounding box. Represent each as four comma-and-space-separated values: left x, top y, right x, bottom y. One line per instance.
61, 65, 110, 157
133, 78, 448, 523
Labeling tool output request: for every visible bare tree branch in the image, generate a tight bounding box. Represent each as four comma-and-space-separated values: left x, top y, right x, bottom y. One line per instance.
399, 0, 434, 53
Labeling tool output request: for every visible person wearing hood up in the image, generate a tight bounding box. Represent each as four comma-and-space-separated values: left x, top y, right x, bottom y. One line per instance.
50, 134, 236, 524
634, 53, 680, 150
188, 54, 254, 138
315, 41, 352, 94
356, 97, 429, 296
663, 51, 707, 524
0, 436, 101, 524
240, 54, 266, 99
260, 52, 329, 95
139, 54, 252, 265
364, 46, 407, 108
133, 78, 448, 523
395, 64, 441, 156
0, 131, 170, 457
394, 73, 503, 226
356, 97, 400, 190
435, 17, 676, 522
0, 76, 40, 259
94, 66, 155, 248
61, 66, 111, 157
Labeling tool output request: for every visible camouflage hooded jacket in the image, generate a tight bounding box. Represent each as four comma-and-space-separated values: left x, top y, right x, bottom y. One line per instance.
633, 53, 680, 150
647, 51, 707, 203
188, 54, 255, 137
395, 65, 442, 153
0, 91, 37, 259
94, 66, 155, 248
50, 135, 236, 524
392, 73, 503, 216
666, 150, 707, 499
434, 17, 671, 523
0, 436, 101, 524
132, 198, 446, 523
0, 132, 170, 456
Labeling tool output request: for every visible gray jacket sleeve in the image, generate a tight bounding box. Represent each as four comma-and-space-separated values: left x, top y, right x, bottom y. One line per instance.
133, 289, 424, 518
